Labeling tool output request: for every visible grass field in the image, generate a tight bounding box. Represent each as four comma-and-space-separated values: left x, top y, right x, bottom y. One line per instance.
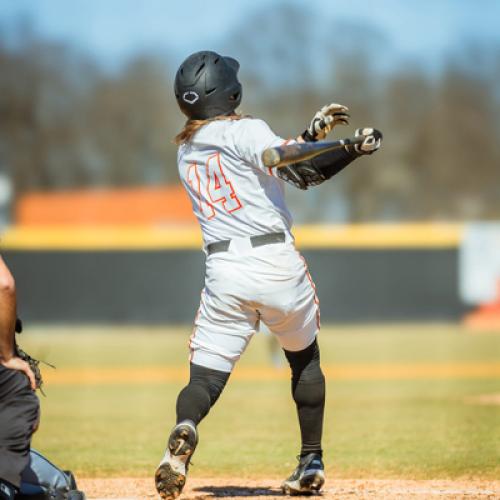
21, 324, 499, 484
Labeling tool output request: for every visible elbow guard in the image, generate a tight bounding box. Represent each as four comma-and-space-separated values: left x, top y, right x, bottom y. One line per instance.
276, 159, 325, 190
276, 147, 360, 189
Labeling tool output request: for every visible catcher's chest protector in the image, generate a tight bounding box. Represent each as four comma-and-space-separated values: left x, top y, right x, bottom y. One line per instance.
17, 449, 85, 500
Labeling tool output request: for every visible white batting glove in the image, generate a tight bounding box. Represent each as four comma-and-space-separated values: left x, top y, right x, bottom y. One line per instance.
349, 127, 383, 155
302, 103, 350, 142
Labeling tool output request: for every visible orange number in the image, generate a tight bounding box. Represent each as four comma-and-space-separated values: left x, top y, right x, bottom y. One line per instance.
206, 153, 242, 213
187, 163, 215, 219
187, 154, 242, 220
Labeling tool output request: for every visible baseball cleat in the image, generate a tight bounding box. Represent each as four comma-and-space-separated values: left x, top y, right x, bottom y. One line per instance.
281, 453, 325, 495
155, 422, 198, 500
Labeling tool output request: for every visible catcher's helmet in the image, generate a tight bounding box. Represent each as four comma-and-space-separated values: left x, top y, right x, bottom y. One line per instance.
174, 51, 242, 120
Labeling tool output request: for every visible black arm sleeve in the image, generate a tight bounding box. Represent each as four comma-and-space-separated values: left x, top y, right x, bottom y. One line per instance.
310, 146, 360, 180
277, 146, 362, 190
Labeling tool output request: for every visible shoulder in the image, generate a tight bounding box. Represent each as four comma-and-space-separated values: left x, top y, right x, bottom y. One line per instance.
229, 118, 279, 147
231, 117, 274, 135
177, 143, 187, 160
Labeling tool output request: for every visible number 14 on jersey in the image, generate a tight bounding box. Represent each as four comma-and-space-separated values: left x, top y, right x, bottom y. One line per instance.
187, 153, 242, 219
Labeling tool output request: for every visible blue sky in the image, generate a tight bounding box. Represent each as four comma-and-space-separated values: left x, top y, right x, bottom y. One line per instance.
1, 0, 499, 70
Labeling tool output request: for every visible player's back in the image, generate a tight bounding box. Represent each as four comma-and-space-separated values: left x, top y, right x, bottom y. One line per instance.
178, 117, 293, 246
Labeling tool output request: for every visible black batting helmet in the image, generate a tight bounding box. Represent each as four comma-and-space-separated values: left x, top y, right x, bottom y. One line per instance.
174, 51, 242, 120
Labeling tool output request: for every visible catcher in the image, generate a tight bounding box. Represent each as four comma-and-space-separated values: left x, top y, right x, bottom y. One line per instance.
0, 255, 84, 500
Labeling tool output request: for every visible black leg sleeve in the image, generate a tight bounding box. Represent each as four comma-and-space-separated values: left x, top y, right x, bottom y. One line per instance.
176, 363, 230, 426
284, 339, 325, 457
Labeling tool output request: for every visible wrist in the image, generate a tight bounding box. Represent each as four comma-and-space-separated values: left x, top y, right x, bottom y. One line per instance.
343, 145, 362, 158
0, 352, 15, 364
0, 344, 15, 363
301, 129, 317, 143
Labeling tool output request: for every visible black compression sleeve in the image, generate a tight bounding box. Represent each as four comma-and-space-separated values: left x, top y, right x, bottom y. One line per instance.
176, 363, 230, 425
284, 339, 325, 457
311, 147, 360, 180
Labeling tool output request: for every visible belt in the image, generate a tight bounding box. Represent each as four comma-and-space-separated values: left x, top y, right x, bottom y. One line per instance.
206, 232, 286, 255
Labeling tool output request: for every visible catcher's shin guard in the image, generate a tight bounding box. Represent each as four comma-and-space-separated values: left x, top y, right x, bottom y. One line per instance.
17, 449, 85, 499
155, 421, 198, 500
0, 480, 17, 500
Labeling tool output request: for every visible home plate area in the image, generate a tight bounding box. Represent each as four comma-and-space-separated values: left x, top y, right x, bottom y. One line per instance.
82, 478, 500, 499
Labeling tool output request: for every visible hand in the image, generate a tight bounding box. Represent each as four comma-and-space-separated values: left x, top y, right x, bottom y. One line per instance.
349, 127, 383, 155
302, 103, 350, 142
1, 356, 37, 390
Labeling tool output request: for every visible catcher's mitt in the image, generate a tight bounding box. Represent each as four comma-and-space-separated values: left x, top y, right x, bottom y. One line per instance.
15, 317, 54, 395
15, 345, 46, 394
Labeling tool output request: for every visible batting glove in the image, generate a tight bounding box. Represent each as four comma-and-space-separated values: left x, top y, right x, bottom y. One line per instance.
348, 127, 383, 155
302, 103, 350, 142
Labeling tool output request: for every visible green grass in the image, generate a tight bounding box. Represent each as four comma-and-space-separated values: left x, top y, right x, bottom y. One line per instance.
19, 324, 500, 479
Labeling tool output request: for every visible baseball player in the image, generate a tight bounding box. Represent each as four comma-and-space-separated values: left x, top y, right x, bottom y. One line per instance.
0, 256, 39, 500
0, 256, 85, 500
155, 51, 382, 499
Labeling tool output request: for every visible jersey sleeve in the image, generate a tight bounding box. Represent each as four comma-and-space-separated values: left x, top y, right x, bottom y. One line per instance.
233, 119, 293, 175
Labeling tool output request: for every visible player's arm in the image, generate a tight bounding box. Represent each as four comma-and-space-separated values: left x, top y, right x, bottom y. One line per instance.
278, 103, 377, 190
278, 128, 383, 190
0, 256, 36, 389
233, 118, 296, 174
0, 255, 17, 361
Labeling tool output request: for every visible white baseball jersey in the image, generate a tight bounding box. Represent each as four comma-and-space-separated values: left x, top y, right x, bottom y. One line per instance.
177, 117, 320, 372
178, 118, 293, 246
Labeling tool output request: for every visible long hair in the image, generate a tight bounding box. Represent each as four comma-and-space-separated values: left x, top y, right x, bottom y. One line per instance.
174, 113, 247, 145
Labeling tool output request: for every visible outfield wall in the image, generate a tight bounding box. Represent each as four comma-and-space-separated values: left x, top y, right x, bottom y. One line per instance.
1, 224, 465, 324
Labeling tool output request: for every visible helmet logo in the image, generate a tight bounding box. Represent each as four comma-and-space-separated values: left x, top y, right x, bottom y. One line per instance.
183, 91, 199, 104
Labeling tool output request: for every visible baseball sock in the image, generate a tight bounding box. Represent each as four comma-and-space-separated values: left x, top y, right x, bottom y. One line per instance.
176, 362, 230, 426
284, 338, 325, 457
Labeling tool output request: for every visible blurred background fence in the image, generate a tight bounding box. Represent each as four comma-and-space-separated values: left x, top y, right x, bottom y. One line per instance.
1, 223, 463, 323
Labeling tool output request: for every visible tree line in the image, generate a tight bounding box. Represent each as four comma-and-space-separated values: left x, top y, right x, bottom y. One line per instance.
1, 6, 499, 222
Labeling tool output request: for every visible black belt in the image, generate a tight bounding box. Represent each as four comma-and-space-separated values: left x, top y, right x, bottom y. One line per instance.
207, 232, 286, 255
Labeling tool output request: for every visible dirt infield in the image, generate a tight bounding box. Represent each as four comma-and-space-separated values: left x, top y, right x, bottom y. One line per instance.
81, 478, 500, 499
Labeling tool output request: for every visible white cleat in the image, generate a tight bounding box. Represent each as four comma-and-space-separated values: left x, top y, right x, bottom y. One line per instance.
155, 422, 198, 500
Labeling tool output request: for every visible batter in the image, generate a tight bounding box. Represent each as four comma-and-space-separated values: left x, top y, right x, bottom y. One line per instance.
155, 51, 382, 499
